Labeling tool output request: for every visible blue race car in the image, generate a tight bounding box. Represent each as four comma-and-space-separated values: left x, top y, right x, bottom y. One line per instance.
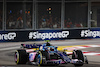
15, 42, 88, 66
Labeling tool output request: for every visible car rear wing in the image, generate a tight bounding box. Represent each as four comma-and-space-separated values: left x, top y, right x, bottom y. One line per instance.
21, 43, 42, 49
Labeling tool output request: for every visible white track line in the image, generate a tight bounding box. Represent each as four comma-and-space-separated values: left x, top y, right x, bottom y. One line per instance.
0, 46, 19, 51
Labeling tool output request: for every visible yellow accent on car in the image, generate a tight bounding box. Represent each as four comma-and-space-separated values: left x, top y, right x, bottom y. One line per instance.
16, 50, 19, 64
38, 51, 42, 66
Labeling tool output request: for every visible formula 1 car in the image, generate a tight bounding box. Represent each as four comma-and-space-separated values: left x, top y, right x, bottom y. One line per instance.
15, 42, 88, 66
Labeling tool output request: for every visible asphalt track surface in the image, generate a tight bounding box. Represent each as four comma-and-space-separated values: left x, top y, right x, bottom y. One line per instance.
0, 39, 100, 67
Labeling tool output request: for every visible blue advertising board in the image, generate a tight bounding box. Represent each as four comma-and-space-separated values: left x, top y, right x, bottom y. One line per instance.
0, 28, 99, 42
81, 28, 100, 38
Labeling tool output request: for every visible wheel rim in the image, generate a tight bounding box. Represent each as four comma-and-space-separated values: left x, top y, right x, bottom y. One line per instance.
15, 51, 19, 64
36, 55, 41, 65
15, 52, 17, 61
36, 51, 42, 66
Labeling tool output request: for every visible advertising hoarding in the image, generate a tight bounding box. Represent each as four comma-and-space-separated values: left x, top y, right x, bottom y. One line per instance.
0, 28, 99, 42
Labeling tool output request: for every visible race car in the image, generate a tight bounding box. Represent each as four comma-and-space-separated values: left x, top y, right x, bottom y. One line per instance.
15, 41, 88, 66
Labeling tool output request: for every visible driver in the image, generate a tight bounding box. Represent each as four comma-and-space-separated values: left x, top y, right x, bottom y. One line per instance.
50, 47, 54, 51
46, 42, 51, 46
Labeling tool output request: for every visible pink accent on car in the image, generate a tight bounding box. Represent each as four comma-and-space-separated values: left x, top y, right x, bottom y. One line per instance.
50, 59, 58, 61
50, 59, 64, 64
61, 61, 65, 63
29, 52, 37, 62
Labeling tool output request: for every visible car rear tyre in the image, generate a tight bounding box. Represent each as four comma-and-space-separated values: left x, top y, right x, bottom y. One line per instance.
35, 51, 43, 66
41, 51, 50, 60
72, 50, 84, 66
15, 50, 28, 64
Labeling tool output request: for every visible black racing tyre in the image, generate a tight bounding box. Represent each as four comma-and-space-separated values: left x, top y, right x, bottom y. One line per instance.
41, 51, 50, 60
72, 50, 84, 66
84, 56, 88, 64
35, 51, 43, 66
35, 51, 50, 66
15, 50, 28, 64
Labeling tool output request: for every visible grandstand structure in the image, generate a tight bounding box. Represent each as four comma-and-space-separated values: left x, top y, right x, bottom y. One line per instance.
0, 0, 100, 42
